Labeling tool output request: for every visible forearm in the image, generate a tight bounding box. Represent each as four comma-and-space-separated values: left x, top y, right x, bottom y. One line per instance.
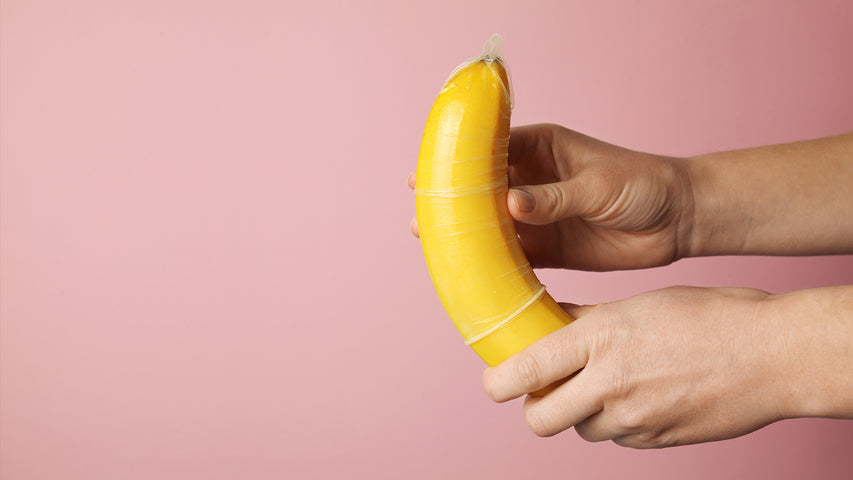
763, 284, 853, 419
684, 133, 853, 257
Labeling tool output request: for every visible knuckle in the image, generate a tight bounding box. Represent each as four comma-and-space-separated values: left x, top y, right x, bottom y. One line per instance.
617, 407, 646, 431
574, 422, 604, 443
593, 357, 631, 401
525, 409, 555, 437
612, 436, 630, 448
613, 436, 642, 449
633, 430, 672, 449
513, 354, 545, 391
608, 368, 631, 400
542, 183, 566, 214
573, 423, 592, 442
611, 420, 674, 449
647, 435, 669, 449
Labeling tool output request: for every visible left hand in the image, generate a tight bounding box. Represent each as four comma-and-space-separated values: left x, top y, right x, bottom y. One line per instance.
482, 286, 793, 448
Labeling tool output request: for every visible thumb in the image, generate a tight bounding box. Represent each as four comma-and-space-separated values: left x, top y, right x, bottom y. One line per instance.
508, 179, 592, 225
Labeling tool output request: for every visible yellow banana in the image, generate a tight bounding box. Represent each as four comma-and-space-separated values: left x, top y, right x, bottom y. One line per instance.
416, 35, 573, 366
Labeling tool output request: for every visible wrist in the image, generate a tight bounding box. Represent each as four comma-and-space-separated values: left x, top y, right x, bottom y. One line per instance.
751, 293, 802, 420
759, 286, 853, 420
677, 155, 709, 259
681, 153, 746, 258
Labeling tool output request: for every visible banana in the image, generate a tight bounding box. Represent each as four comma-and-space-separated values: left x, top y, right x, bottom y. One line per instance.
416, 35, 574, 366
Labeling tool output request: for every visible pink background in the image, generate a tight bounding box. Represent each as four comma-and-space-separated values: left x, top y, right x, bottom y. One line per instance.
2, 0, 853, 478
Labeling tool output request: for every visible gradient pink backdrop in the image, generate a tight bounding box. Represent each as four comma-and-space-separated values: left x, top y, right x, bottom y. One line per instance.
2, 0, 852, 478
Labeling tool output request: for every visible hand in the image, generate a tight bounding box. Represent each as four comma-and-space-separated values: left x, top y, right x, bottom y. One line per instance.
482, 286, 795, 448
410, 124, 695, 271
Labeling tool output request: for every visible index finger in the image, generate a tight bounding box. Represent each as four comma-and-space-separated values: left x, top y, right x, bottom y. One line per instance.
482, 319, 590, 403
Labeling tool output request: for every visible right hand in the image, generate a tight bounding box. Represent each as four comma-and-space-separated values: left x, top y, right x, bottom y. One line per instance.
482, 285, 787, 446
410, 123, 695, 271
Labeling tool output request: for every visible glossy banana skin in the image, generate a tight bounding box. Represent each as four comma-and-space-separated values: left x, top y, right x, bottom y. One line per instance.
416, 54, 573, 366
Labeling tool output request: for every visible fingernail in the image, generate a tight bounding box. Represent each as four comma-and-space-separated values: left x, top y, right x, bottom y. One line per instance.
511, 188, 535, 212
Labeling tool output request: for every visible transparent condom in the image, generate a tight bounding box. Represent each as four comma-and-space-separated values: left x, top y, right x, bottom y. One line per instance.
415, 34, 572, 365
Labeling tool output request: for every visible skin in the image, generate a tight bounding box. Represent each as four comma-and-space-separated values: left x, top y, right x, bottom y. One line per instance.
409, 124, 853, 448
